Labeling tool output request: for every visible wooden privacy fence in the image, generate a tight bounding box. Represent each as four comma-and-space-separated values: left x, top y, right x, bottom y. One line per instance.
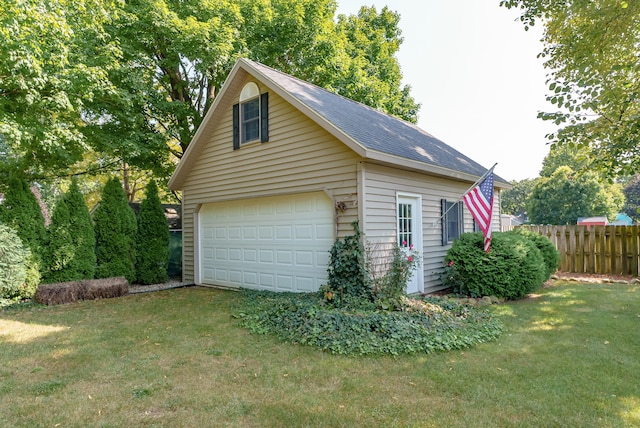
519, 225, 640, 277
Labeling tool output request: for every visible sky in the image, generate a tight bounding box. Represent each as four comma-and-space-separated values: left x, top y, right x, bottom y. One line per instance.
335, 0, 557, 182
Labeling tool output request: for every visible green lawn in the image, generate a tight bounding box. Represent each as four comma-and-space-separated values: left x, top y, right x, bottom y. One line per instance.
1, 281, 639, 427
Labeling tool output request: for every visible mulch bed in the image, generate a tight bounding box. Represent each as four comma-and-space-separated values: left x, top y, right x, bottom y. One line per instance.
552, 271, 639, 283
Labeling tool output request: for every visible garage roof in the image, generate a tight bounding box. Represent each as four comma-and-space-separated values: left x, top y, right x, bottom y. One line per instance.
169, 58, 510, 190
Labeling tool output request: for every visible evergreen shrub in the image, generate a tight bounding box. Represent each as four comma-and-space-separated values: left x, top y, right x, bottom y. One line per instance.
0, 177, 46, 295
0, 223, 31, 301
444, 231, 546, 300
43, 178, 96, 283
135, 180, 169, 285
93, 178, 137, 283
512, 227, 560, 280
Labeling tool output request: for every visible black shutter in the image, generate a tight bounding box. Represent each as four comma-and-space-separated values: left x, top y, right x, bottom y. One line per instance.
232, 103, 240, 150
260, 92, 269, 143
441, 199, 448, 246
458, 202, 464, 234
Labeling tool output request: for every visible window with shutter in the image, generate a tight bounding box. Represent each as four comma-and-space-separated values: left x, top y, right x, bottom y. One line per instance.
233, 83, 269, 148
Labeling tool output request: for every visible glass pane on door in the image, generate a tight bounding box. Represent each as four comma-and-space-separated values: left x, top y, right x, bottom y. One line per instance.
398, 203, 412, 248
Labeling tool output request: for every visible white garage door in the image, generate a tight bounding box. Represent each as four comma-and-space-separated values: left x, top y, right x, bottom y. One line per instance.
198, 192, 334, 292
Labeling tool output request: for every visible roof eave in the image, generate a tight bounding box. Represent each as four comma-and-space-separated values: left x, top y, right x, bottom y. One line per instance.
364, 150, 512, 189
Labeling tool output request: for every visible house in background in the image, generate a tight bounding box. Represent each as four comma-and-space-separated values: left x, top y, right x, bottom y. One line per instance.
169, 58, 511, 294
500, 214, 524, 231
612, 213, 633, 226
577, 216, 608, 227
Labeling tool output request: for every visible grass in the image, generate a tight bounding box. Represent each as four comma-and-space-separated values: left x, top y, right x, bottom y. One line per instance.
1, 281, 639, 427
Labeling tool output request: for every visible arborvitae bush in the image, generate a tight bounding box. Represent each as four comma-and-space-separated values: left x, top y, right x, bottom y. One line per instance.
0, 223, 31, 301
43, 178, 96, 283
135, 180, 169, 285
444, 231, 546, 300
93, 177, 137, 283
512, 227, 560, 281
0, 177, 46, 296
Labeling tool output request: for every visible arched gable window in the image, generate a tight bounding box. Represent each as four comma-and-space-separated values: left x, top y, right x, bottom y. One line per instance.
233, 82, 269, 149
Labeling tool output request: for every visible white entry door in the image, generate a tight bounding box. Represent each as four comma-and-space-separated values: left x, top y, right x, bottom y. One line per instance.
397, 194, 423, 294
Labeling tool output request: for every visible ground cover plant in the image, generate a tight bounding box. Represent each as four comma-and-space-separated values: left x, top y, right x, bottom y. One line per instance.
235, 289, 502, 355
1, 281, 639, 427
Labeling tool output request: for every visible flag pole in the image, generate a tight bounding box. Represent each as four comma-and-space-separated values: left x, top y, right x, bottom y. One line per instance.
434, 163, 497, 226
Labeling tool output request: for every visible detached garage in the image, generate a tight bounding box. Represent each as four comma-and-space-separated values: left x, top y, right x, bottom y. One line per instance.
169, 58, 510, 293
196, 192, 334, 292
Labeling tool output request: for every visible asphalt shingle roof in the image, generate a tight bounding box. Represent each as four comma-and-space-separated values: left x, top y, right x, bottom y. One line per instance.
247, 59, 498, 180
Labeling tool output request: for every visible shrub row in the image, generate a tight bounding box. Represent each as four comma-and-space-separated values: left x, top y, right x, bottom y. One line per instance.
443, 230, 560, 300
0, 177, 170, 302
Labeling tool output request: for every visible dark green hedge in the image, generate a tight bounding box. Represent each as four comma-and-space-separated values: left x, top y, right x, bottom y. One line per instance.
511, 228, 560, 280
135, 180, 169, 285
43, 178, 96, 283
93, 178, 137, 283
444, 231, 546, 300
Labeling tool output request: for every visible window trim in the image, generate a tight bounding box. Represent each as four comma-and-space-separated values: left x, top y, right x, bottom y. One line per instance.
441, 199, 464, 245
233, 90, 269, 150
240, 96, 261, 144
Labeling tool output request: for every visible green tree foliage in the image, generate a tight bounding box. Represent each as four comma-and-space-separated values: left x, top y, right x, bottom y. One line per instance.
500, 0, 640, 177
333, 6, 420, 122
0, 223, 31, 301
527, 166, 624, 225
622, 175, 640, 222
539, 144, 592, 177
500, 178, 537, 219
0, 0, 121, 180
93, 178, 137, 282
136, 180, 169, 285
2, 0, 419, 186
43, 178, 96, 283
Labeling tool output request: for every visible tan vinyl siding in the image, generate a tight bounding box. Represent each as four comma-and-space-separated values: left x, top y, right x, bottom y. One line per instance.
361, 162, 501, 292
180, 84, 360, 282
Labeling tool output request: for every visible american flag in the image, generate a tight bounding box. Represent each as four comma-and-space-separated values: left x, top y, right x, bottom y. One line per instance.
463, 171, 494, 252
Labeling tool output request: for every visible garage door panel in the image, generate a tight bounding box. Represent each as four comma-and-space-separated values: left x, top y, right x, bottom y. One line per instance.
198, 192, 334, 292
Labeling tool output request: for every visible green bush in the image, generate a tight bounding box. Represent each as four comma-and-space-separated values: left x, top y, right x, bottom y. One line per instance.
0, 223, 31, 301
235, 289, 502, 355
0, 177, 46, 254
43, 178, 96, 283
93, 178, 137, 283
444, 232, 546, 300
512, 227, 560, 280
370, 245, 420, 310
0, 177, 45, 294
135, 180, 169, 285
324, 221, 371, 303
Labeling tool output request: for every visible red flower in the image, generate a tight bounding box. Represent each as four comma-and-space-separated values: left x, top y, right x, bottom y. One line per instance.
407, 256, 413, 262
448, 260, 454, 267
